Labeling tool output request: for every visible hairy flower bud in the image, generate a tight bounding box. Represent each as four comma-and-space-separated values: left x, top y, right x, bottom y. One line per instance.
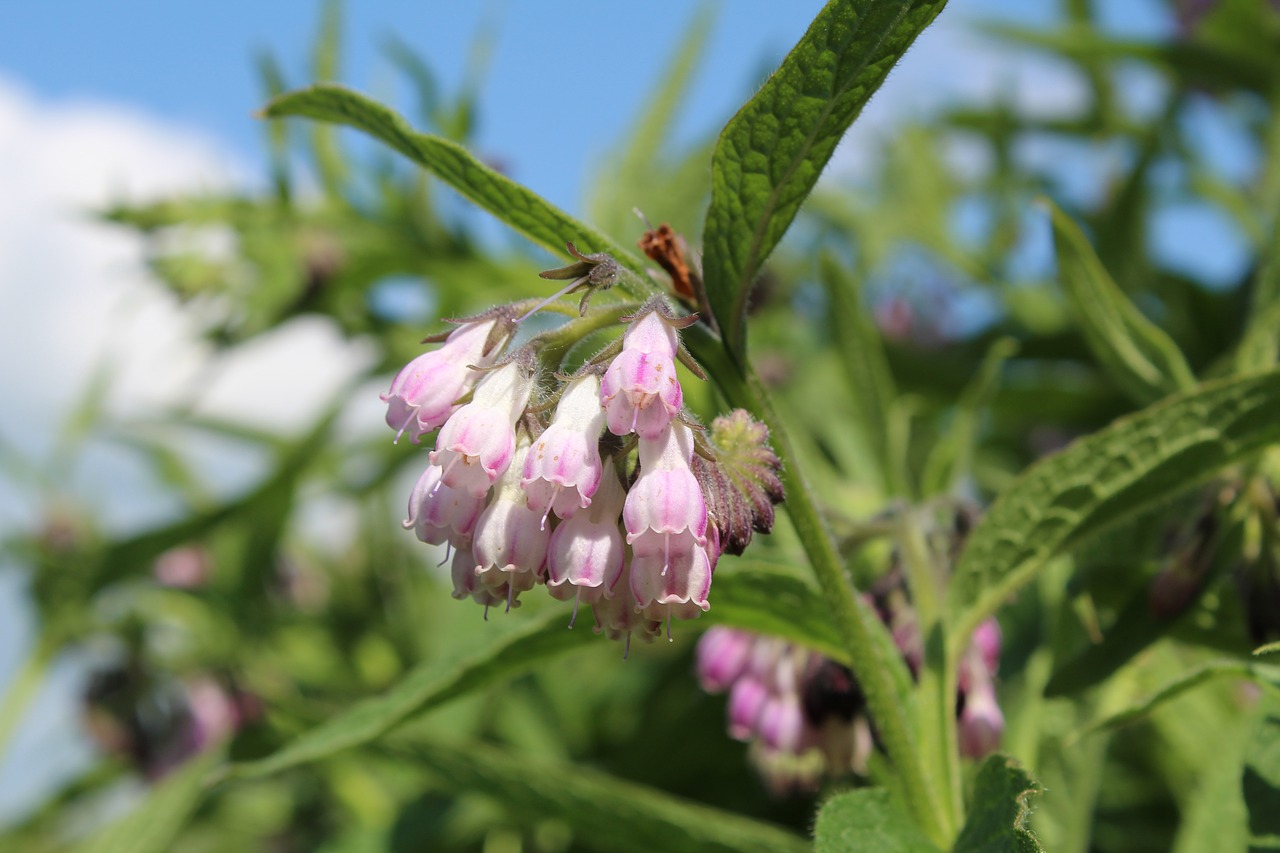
431, 360, 533, 498
382, 319, 506, 442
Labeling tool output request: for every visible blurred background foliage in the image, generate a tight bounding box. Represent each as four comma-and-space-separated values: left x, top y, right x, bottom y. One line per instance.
2, 0, 1280, 851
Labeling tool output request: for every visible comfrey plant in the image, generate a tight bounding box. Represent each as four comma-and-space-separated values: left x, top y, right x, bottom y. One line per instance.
385, 287, 780, 645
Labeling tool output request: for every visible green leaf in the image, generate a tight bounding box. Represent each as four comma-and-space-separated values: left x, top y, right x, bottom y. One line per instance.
953, 756, 1044, 853
392, 738, 810, 853
1257, 642, 1280, 657
309, 0, 349, 196
701, 0, 947, 358
262, 84, 654, 293
820, 253, 898, 495
813, 789, 942, 853
76, 746, 222, 853
1048, 200, 1196, 403
1075, 660, 1280, 736
920, 336, 1017, 497
231, 608, 596, 780
708, 565, 847, 663
948, 369, 1280, 644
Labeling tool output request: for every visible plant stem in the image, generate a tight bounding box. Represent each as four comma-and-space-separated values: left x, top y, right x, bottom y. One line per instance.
687, 325, 954, 846
898, 511, 963, 830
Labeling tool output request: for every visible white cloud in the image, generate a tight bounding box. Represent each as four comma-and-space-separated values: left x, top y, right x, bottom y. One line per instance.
0, 77, 378, 825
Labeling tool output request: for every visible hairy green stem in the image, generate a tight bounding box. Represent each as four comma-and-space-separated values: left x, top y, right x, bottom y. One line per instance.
686, 325, 953, 845
898, 511, 963, 829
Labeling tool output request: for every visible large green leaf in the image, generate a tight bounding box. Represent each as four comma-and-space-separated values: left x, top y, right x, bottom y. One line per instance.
76, 747, 222, 853
813, 789, 941, 853
948, 369, 1280, 644
392, 738, 810, 853
1048, 200, 1196, 403
701, 0, 947, 358
953, 756, 1044, 853
262, 84, 654, 291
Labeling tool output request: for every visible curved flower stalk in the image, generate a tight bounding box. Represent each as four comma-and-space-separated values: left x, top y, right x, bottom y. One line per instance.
381, 317, 509, 443
522, 374, 607, 524
431, 359, 534, 499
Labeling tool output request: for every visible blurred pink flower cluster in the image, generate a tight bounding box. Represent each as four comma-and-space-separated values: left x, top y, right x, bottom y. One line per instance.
697, 612, 1003, 794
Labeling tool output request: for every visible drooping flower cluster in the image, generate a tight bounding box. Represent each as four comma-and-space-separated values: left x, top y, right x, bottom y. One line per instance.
385, 295, 781, 644
698, 611, 1003, 794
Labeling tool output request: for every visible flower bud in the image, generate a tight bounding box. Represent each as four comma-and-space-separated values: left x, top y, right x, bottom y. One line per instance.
472, 439, 549, 609
601, 310, 683, 439
382, 319, 505, 442
522, 375, 606, 524
403, 463, 486, 547
697, 627, 754, 693
431, 360, 533, 498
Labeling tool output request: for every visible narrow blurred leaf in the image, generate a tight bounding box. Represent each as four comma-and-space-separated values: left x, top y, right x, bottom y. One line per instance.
953, 756, 1044, 853
948, 369, 1280, 644
1257, 642, 1280, 656
1048, 200, 1196, 403
1172, 711, 1252, 853
1075, 660, 1280, 737
393, 738, 810, 853
76, 746, 222, 853
588, 3, 714, 238
255, 50, 292, 201
1237, 211, 1280, 372
702, 0, 947, 358
920, 337, 1017, 496
383, 36, 442, 129
231, 608, 596, 780
262, 84, 655, 294
813, 788, 941, 853
820, 253, 898, 494
309, 0, 349, 196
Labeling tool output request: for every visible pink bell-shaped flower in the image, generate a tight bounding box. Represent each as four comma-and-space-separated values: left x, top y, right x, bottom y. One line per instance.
403, 463, 486, 547
958, 671, 1004, 759
546, 464, 626, 605
382, 319, 506, 443
600, 310, 684, 439
623, 423, 711, 620
472, 439, 549, 609
522, 375, 607, 524
431, 360, 533, 499
590, 559, 660, 645
697, 627, 754, 693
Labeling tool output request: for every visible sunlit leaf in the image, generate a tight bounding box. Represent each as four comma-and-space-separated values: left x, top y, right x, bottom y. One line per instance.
813, 788, 941, 852
953, 756, 1044, 853
948, 369, 1280, 643
701, 0, 947, 358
